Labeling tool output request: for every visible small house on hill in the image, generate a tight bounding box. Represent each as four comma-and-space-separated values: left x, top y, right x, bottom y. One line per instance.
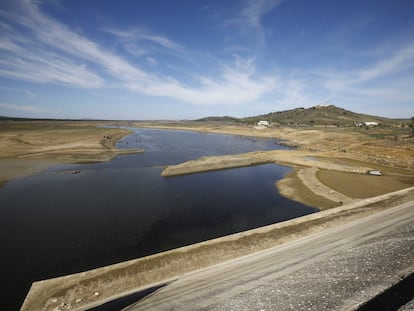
355, 121, 379, 127
257, 120, 270, 128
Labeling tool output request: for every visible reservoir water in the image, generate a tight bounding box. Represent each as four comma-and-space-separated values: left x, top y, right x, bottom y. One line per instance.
0, 128, 316, 310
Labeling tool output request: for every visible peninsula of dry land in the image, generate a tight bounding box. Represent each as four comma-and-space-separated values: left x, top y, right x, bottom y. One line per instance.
132, 120, 414, 209
0, 120, 140, 187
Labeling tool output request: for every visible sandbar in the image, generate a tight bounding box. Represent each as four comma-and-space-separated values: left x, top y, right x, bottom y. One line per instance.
151, 121, 414, 209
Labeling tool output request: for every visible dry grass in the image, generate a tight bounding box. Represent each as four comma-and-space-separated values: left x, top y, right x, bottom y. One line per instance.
134, 121, 413, 169
1, 120, 413, 206
317, 170, 414, 198
0, 121, 132, 159
140, 121, 414, 208
0, 120, 140, 185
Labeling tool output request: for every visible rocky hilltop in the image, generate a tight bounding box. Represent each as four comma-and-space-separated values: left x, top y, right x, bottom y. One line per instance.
243, 105, 409, 127
198, 105, 408, 127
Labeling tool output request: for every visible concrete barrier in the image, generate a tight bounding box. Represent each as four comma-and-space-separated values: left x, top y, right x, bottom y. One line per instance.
21, 186, 414, 311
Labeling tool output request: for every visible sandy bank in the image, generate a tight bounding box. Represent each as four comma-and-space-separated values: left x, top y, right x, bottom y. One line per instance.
130, 120, 414, 193
0, 159, 61, 187
161, 150, 414, 209
161, 149, 383, 208
21, 187, 414, 311
133, 121, 414, 170
151, 122, 414, 208
0, 121, 142, 186
161, 149, 373, 177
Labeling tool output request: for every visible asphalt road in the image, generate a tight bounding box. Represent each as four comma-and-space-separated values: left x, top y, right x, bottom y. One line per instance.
123, 201, 414, 311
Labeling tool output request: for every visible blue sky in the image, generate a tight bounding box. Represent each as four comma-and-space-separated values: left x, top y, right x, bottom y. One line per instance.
0, 0, 413, 119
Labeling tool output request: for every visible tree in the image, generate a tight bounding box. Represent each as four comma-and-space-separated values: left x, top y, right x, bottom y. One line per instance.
409, 117, 414, 137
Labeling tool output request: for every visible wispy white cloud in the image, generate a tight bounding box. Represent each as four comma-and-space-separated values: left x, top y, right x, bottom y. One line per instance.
128, 57, 278, 105
275, 78, 311, 107
225, 0, 285, 45
104, 27, 184, 53
103, 27, 186, 67
0, 0, 279, 106
0, 102, 48, 114
323, 43, 414, 92
0, 2, 104, 87
0, 51, 104, 88
355, 43, 414, 82
145, 57, 158, 66
0, 86, 36, 99
0, 0, 150, 87
297, 42, 414, 116
2, 0, 411, 118
242, 0, 285, 44
250, 40, 414, 114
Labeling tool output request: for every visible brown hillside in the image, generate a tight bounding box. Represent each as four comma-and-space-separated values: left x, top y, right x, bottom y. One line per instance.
242, 105, 406, 127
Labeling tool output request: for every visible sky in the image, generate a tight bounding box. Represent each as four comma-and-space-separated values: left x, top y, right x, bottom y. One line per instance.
0, 0, 413, 120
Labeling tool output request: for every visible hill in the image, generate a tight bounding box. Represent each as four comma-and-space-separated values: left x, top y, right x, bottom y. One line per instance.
241, 105, 406, 127
195, 116, 240, 123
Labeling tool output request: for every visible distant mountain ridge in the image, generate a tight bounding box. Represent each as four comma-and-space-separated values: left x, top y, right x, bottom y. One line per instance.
197, 105, 407, 127
195, 116, 240, 122
2, 105, 408, 126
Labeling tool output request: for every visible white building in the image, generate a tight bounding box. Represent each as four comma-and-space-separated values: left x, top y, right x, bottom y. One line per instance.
355, 121, 379, 127
257, 120, 270, 127
364, 121, 378, 126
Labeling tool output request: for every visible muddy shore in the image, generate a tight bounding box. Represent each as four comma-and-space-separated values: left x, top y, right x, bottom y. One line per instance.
1, 120, 413, 208
149, 122, 414, 209
0, 121, 141, 186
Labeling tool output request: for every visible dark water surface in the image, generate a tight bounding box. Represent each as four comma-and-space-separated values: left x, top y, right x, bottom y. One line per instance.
0, 128, 316, 310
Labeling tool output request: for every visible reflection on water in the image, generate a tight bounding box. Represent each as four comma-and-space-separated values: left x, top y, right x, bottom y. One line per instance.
0, 128, 316, 309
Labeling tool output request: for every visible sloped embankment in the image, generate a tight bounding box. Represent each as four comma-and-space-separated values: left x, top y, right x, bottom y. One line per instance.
21, 187, 414, 311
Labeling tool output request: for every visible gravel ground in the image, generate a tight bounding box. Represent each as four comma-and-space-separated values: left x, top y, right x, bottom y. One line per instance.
22, 189, 414, 311
205, 216, 413, 311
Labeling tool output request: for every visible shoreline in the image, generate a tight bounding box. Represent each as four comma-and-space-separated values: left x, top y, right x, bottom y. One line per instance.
0, 159, 61, 188
160, 149, 413, 209
1, 120, 413, 208
132, 121, 414, 170
140, 122, 414, 209
21, 186, 414, 311
0, 121, 142, 187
